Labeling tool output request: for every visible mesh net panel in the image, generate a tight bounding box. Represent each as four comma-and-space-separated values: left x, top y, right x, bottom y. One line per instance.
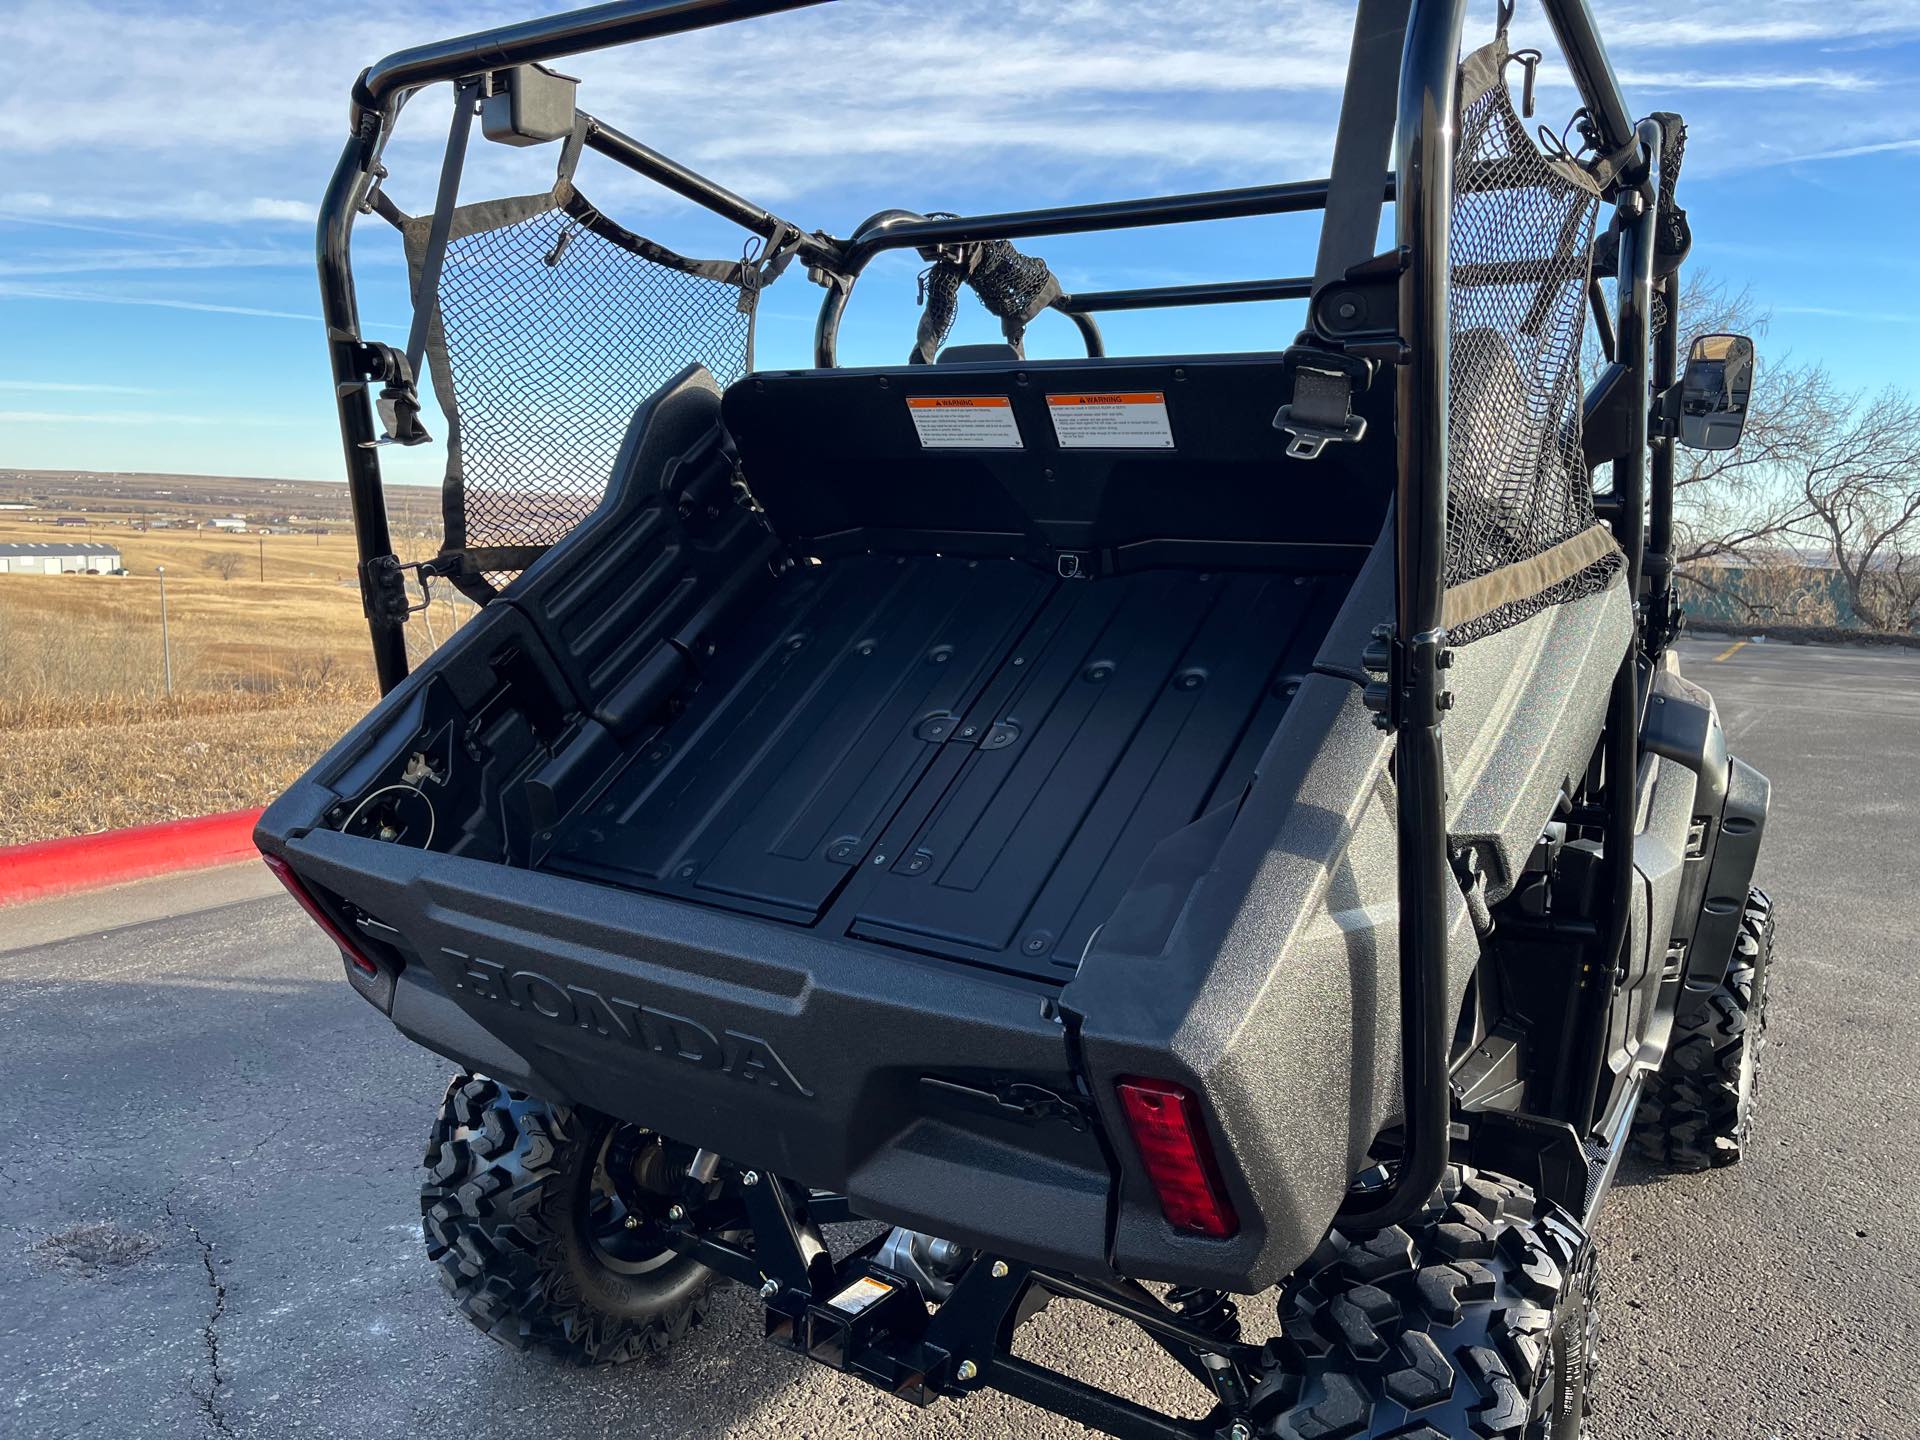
414, 191, 755, 599
912, 233, 1063, 364
1443, 43, 1619, 644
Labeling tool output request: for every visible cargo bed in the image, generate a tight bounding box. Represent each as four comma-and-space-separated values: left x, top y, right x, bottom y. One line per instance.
541, 553, 1346, 981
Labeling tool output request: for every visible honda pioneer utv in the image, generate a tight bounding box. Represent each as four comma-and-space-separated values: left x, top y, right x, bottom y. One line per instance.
260, 0, 1772, 1434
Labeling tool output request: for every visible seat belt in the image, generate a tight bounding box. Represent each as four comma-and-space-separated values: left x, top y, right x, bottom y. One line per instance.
1276, 0, 1411, 461
381, 80, 479, 445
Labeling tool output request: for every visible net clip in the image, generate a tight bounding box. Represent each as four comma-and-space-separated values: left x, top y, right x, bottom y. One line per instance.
361, 554, 439, 628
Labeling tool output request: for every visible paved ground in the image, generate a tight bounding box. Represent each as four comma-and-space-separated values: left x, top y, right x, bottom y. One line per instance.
2, 637, 1915, 1440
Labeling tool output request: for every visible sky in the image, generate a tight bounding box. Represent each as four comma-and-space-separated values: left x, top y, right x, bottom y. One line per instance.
1, 0, 1917, 486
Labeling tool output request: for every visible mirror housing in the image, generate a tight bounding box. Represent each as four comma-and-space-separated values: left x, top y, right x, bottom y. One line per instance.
1678, 333, 1755, 451
481, 64, 578, 148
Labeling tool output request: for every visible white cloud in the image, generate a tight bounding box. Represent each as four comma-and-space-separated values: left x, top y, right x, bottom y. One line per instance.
242, 199, 319, 222
0, 380, 162, 394
0, 243, 311, 277
0, 282, 321, 322
1764, 137, 1920, 166
1772, 305, 1920, 324
0, 0, 1913, 227
0, 409, 294, 426
1609, 68, 1883, 95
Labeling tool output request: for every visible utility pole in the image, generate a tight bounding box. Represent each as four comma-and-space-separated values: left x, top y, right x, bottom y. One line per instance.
259, 534, 266, 582
156, 566, 174, 699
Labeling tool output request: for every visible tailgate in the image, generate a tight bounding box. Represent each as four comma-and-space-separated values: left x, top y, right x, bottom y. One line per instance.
268, 827, 1117, 1277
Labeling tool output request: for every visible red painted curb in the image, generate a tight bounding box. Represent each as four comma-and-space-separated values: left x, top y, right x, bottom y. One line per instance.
0, 809, 265, 908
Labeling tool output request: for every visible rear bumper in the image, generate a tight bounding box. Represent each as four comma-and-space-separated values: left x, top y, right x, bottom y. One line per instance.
272, 828, 1118, 1278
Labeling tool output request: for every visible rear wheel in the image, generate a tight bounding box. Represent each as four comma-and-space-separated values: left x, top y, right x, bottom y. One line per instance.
1632, 887, 1775, 1171
420, 1074, 720, 1365
1252, 1166, 1599, 1438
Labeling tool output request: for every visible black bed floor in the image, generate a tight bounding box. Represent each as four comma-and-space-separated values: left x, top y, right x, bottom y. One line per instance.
545, 552, 1347, 980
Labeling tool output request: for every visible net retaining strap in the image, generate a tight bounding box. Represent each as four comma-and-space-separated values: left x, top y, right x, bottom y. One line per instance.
1441, 521, 1619, 631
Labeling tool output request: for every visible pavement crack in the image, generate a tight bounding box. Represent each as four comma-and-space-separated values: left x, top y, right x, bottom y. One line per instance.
167, 1202, 235, 1439
226, 1116, 294, 1173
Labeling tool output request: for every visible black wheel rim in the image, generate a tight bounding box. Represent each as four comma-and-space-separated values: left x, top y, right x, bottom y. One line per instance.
1539, 1256, 1599, 1440
580, 1127, 679, 1276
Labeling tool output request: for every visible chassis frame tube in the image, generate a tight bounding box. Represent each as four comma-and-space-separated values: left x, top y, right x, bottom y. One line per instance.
658, 1170, 1242, 1440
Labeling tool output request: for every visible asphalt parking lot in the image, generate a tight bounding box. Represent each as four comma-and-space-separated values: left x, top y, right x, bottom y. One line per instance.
3, 637, 1916, 1440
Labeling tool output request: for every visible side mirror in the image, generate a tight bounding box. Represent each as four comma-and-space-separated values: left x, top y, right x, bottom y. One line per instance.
1678, 333, 1756, 452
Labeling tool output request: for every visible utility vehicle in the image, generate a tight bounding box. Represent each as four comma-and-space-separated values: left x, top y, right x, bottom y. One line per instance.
260, 1, 1773, 1433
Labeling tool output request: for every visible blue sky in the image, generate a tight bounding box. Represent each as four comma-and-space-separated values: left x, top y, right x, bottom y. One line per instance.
2, 0, 1916, 486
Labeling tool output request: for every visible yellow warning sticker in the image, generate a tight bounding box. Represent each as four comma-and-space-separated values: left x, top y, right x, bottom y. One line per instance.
906, 394, 1024, 449
827, 1275, 896, 1315
1045, 391, 1175, 449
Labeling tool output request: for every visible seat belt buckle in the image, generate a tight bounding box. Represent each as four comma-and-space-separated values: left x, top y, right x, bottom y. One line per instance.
354, 341, 432, 448
1274, 344, 1373, 461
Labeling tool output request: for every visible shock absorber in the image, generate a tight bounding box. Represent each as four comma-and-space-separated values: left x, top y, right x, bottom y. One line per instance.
1167, 1286, 1242, 1343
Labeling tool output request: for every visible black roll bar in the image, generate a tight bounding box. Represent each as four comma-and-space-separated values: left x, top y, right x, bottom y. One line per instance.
1570, 116, 1662, 1136
1541, 0, 1638, 158
357, 0, 831, 109
585, 116, 817, 249
1056, 277, 1313, 315
814, 180, 1393, 367
841, 179, 1373, 268
318, 112, 409, 692
1335, 0, 1645, 1234
1331, 0, 1468, 1236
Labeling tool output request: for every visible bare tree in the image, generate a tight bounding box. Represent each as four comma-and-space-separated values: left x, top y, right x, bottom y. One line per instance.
201, 551, 245, 582
1652, 274, 1920, 632
1791, 386, 1920, 630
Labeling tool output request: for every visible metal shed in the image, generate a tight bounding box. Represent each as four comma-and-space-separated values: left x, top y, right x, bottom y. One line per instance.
0, 542, 124, 575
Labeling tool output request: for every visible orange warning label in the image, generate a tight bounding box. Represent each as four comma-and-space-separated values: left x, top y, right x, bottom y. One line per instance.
906, 394, 1023, 449
1045, 392, 1174, 449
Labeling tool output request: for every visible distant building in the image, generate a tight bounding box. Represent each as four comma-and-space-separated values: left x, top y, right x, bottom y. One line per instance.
54, 516, 87, 527
0, 542, 122, 574
207, 517, 248, 532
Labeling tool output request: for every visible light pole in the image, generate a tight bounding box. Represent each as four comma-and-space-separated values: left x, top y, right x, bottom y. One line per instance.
156, 565, 174, 699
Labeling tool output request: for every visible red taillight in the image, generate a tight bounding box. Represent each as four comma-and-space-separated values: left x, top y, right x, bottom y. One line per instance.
1115, 1078, 1239, 1239
262, 853, 380, 977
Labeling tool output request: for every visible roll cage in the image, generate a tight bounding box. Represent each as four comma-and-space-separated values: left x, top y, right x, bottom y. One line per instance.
316, 0, 1679, 1297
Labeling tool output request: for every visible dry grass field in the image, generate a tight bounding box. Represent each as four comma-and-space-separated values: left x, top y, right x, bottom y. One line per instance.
0, 515, 470, 846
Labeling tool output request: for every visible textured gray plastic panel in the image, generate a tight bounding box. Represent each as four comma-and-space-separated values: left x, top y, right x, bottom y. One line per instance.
1444, 577, 1634, 899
